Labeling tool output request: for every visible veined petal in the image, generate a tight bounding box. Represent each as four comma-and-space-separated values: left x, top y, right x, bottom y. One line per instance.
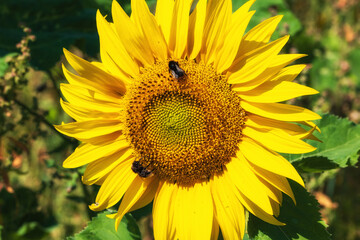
174, 182, 213, 240
243, 125, 316, 153
132, 0, 168, 61
238, 192, 284, 225
211, 217, 220, 240
237, 80, 318, 103
247, 114, 308, 135
270, 64, 307, 82
63, 48, 129, 89
169, 0, 193, 58
97, 10, 140, 77
236, 15, 283, 58
129, 178, 159, 212
215, 1, 255, 73
226, 156, 273, 215
55, 119, 123, 142
256, 176, 283, 204
231, 54, 306, 92
60, 99, 120, 122
246, 115, 321, 142
250, 163, 296, 204
90, 158, 136, 211
155, 0, 175, 44
239, 137, 304, 186
114, 176, 157, 230
202, 0, 232, 64
62, 64, 124, 97
241, 101, 321, 121
228, 35, 290, 84
83, 148, 133, 184
60, 84, 123, 113
210, 173, 245, 240
153, 181, 177, 240
111, 1, 154, 66
187, 0, 206, 59
63, 139, 129, 168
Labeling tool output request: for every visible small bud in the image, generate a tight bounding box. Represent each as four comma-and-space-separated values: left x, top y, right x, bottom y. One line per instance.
28, 35, 36, 41
23, 27, 32, 33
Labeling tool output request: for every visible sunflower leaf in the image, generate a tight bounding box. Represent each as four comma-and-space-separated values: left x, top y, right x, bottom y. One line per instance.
247, 181, 331, 240
285, 114, 360, 172
67, 212, 141, 240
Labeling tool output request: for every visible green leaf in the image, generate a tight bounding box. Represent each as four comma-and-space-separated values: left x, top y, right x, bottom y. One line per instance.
348, 48, 360, 85
68, 212, 141, 240
248, 181, 331, 240
0, 53, 17, 77
285, 114, 360, 172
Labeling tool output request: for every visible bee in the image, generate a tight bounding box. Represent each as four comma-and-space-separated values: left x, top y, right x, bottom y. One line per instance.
131, 160, 152, 178
169, 60, 187, 83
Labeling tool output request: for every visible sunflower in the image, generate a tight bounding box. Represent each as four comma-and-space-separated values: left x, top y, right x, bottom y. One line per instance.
56, 0, 321, 239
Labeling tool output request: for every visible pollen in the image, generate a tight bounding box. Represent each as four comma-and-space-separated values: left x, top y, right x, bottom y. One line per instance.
125, 59, 246, 185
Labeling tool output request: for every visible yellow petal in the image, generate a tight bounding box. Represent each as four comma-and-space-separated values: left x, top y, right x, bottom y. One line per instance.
211, 217, 220, 240
234, 190, 284, 226
60, 84, 123, 113
63, 139, 129, 168
60, 99, 120, 122
168, 0, 193, 58
90, 158, 136, 211
132, 0, 168, 61
256, 176, 283, 204
241, 101, 321, 121
215, 1, 255, 73
153, 181, 177, 240
242, 125, 316, 153
114, 176, 157, 230
239, 137, 304, 187
155, 0, 175, 44
228, 35, 290, 84
63, 48, 128, 89
237, 80, 318, 103
174, 182, 214, 240
111, 0, 154, 66
96, 10, 140, 77
202, 0, 232, 64
187, 0, 206, 59
247, 114, 309, 135
83, 148, 133, 183
62, 64, 124, 97
231, 54, 306, 91
250, 163, 296, 204
236, 15, 283, 58
227, 156, 273, 215
210, 173, 245, 240
54, 119, 123, 142
270, 64, 307, 82
129, 178, 159, 212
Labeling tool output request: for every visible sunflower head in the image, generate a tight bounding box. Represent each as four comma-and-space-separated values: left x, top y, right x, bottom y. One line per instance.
57, 0, 320, 239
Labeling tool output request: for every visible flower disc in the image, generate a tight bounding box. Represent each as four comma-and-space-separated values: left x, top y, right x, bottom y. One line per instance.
125, 59, 246, 184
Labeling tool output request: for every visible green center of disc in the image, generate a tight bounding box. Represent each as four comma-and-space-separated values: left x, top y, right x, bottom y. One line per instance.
145, 92, 205, 149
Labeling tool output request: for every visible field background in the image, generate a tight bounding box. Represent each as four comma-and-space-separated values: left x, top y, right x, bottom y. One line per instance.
0, 0, 359, 239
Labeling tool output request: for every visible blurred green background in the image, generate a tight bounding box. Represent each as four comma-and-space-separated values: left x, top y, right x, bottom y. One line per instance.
0, 0, 359, 239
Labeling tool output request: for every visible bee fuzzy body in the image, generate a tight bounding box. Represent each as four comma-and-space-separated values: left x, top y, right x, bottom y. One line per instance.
131, 161, 152, 178
169, 60, 187, 83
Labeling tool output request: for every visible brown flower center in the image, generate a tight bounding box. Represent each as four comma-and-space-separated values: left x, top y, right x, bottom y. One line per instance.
125, 59, 246, 185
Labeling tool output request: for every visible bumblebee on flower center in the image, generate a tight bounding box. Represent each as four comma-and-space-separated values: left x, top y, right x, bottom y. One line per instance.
124, 59, 246, 185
